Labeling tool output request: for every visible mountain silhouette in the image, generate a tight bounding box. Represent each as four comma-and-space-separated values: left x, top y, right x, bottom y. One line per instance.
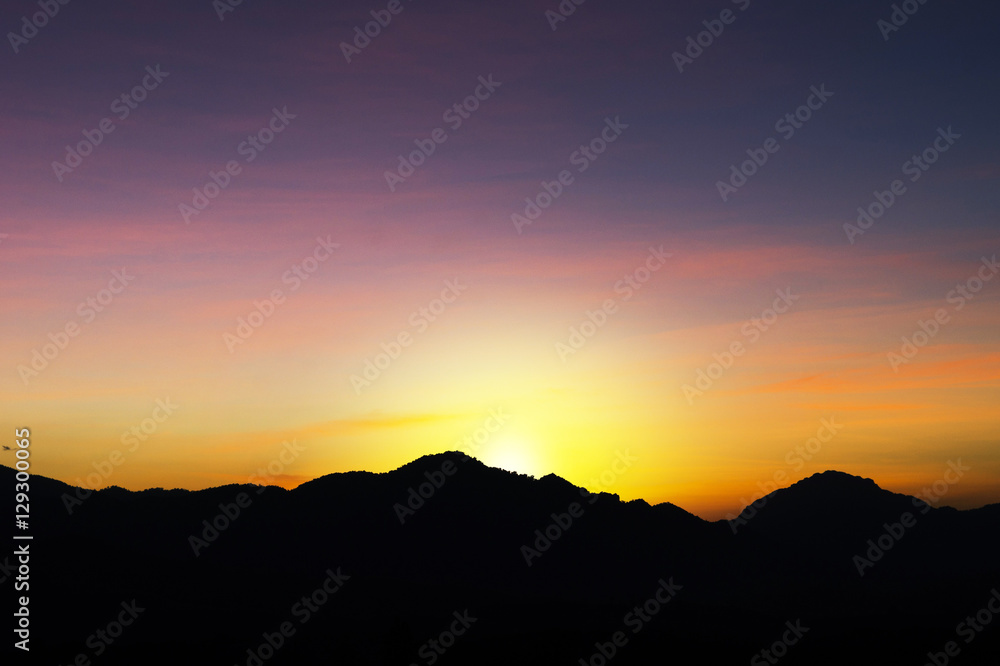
3, 456, 999, 665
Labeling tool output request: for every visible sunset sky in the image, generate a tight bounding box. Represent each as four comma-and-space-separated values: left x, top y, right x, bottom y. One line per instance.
2, 0, 998, 520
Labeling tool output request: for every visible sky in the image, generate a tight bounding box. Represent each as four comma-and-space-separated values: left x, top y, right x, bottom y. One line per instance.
2, 0, 998, 520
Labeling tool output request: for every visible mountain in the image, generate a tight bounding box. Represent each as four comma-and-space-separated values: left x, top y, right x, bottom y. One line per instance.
3, 456, 999, 665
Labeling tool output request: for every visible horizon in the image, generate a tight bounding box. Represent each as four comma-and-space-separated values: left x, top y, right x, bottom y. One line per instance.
4, 454, 988, 523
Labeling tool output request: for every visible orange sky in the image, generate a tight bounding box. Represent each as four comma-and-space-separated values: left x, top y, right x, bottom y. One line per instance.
3, 0, 999, 520
4, 219, 998, 520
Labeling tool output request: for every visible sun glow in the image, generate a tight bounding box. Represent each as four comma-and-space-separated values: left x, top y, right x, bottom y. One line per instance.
479, 434, 546, 478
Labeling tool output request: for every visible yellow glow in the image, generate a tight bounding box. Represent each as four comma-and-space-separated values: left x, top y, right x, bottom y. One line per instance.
5, 234, 999, 522
479, 433, 545, 477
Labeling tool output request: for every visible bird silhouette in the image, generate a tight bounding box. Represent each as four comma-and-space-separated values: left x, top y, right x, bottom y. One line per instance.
1, 446, 10, 450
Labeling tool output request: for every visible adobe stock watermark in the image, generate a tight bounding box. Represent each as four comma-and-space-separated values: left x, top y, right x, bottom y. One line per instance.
51, 65, 170, 182
223, 235, 339, 352
716, 84, 834, 201
877, 0, 932, 41
394, 408, 510, 524
844, 126, 960, 244
48, 600, 145, 663
544, 0, 589, 31
853, 459, 969, 576
234, 567, 350, 666
455, 408, 510, 462
887, 254, 997, 372
350, 279, 467, 394
521, 449, 637, 567
672, 0, 752, 73
556, 245, 671, 362
340, 0, 416, 63
923, 587, 1000, 666
682, 287, 799, 404
7, 0, 73, 54
410, 610, 478, 665
578, 578, 682, 666
17, 268, 135, 386
384, 74, 502, 192
750, 620, 809, 665
179, 106, 296, 224
213, 0, 249, 21
511, 116, 628, 234
60, 398, 181, 515
727, 417, 843, 534
188, 439, 306, 557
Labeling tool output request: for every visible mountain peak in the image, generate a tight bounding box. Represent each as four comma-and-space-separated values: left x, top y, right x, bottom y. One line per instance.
793, 469, 881, 491
731, 469, 922, 534
769, 470, 899, 510
393, 450, 478, 471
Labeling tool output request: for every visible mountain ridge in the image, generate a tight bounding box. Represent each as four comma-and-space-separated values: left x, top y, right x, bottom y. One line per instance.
4, 455, 990, 522
2, 456, 999, 665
